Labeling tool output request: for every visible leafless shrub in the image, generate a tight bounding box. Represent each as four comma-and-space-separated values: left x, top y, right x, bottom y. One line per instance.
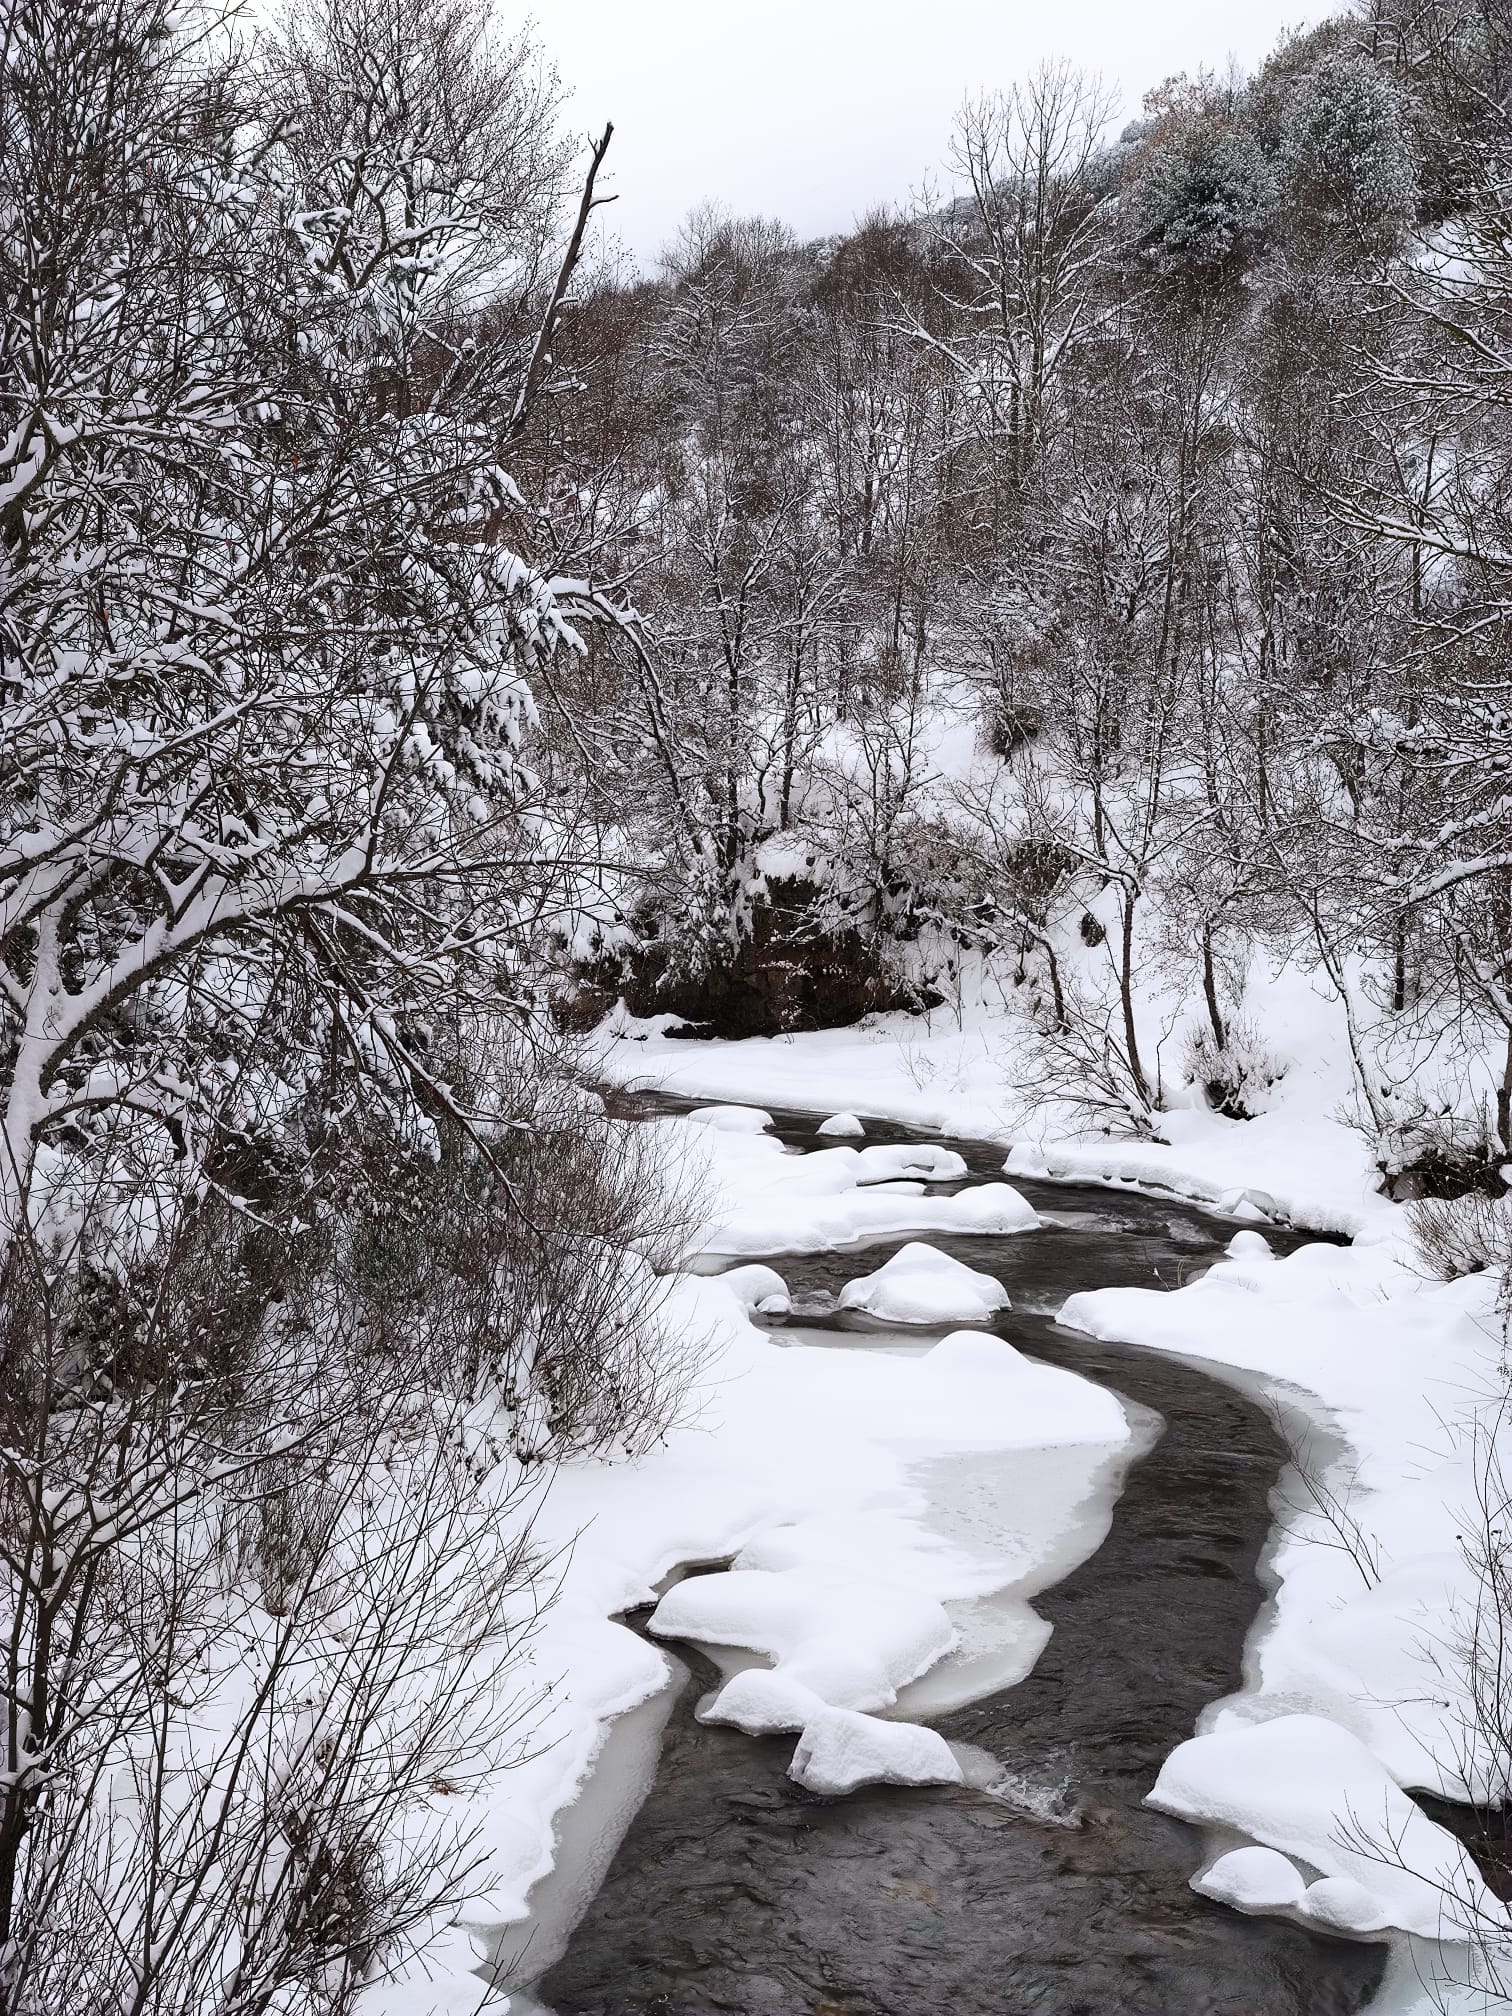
231, 1449, 345, 1617
313, 1049, 712, 1459
1184, 1015, 1287, 1122
1410, 1191, 1512, 1289
0, 1200, 554, 2016
1323, 1401, 1512, 2002
1015, 992, 1168, 1139
1275, 1409, 1384, 1588
984, 693, 1046, 757
512, 1109, 713, 1457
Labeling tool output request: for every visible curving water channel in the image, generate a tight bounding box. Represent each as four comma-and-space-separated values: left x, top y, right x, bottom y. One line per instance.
509, 1098, 1388, 2016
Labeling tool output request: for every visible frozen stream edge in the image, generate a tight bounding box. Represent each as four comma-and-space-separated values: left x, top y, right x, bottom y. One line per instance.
1161, 1354, 1475, 2015
488, 1374, 1159, 2000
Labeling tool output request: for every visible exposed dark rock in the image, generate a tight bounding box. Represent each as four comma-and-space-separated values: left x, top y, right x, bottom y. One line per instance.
561, 876, 940, 1039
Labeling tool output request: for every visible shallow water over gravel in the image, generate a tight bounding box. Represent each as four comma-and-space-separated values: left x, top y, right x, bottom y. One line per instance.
526, 1098, 1386, 2016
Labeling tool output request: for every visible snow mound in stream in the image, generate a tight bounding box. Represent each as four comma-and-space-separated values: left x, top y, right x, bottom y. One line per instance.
687, 1104, 774, 1133
1150, 1713, 1493, 1941
817, 1110, 866, 1137
676, 1123, 1039, 1257
856, 1143, 968, 1183
651, 1565, 955, 1714
1225, 1229, 1274, 1261
717, 1263, 790, 1316
1196, 1848, 1393, 1939
699, 1669, 962, 1794
790, 1707, 963, 1795
1195, 1844, 1308, 1914
945, 1182, 1040, 1234
1302, 1875, 1394, 1936
838, 1242, 1010, 1324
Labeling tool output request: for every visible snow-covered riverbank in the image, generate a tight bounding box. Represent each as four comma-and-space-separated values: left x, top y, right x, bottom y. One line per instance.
374, 989, 1510, 2013
576, 1004, 1512, 2010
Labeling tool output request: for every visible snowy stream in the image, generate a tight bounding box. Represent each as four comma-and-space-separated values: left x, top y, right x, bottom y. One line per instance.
495, 1099, 1389, 2016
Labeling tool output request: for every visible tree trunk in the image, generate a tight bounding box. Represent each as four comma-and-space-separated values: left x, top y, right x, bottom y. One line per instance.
1119, 889, 1150, 1108
1201, 925, 1226, 1051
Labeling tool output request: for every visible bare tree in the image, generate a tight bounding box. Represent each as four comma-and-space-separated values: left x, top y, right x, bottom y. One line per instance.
931, 67, 1118, 510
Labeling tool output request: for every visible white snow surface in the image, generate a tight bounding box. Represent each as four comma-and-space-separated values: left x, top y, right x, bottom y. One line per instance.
375, 963, 1512, 2011
816, 1109, 866, 1137
789, 1706, 963, 1795
1196, 1845, 1309, 1914
837, 1241, 1012, 1324
1058, 1250, 1496, 1803
595, 961, 1386, 1236
1152, 1715, 1491, 1940
644, 1116, 1035, 1258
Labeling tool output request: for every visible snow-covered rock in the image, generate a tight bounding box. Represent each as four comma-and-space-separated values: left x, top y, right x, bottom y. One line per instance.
718, 1263, 790, 1316
817, 1111, 866, 1138
927, 1329, 1032, 1374
1218, 1186, 1280, 1221
687, 1104, 774, 1133
672, 1118, 1040, 1258
1301, 1876, 1391, 1936
1149, 1713, 1489, 1940
1195, 1845, 1308, 1914
649, 1564, 955, 1714
857, 1142, 967, 1183
1225, 1229, 1274, 1261
700, 1668, 825, 1735
946, 1182, 1040, 1233
789, 1706, 963, 1795
838, 1242, 1010, 1325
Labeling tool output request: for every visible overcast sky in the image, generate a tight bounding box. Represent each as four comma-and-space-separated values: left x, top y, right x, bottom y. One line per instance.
536, 0, 1342, 268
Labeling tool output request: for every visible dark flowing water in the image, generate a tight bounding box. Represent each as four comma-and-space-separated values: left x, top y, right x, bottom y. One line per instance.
528, 1097, 1387, 2016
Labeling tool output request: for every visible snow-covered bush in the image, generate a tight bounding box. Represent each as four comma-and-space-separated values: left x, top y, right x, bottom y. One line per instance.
326, 1042, 710, 1457
1128, 114, 1276, 280
0, 1188, 552, 2012
1183, 1017, 1287, 1122
568, 840, 951, 1040
1278, 48, 1418, 244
